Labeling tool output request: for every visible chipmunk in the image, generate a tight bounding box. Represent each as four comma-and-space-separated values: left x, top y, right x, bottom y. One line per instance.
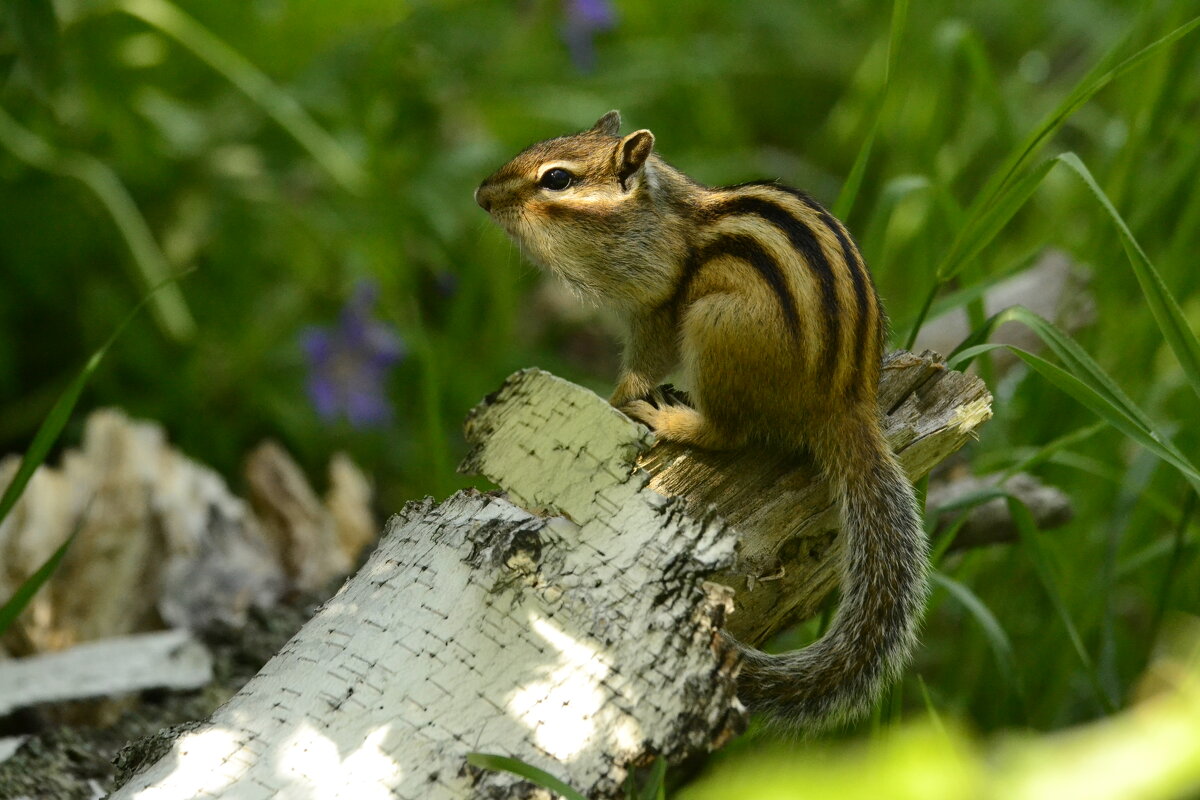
475, 111, 928, 730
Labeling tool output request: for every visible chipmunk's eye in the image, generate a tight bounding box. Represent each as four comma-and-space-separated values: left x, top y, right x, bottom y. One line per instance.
539, 168, 574, 191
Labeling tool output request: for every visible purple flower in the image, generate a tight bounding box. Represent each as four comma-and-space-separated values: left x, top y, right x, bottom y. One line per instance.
562, 0, 617, 72
300, 281, 405, 429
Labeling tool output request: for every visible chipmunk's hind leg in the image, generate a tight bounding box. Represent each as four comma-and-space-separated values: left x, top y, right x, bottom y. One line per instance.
620, 398, 746, 450
681, 291, 806, 444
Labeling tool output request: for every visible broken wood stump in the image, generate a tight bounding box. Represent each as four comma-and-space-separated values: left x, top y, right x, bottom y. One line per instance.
111, 351, 990, 799
634, 350, 993, 643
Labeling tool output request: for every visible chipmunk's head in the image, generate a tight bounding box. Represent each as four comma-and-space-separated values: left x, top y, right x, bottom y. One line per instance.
476, 111, 687, 306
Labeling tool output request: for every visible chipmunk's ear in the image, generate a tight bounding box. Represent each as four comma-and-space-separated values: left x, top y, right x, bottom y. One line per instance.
616, 129, 654, 188
590, 110, 621, 136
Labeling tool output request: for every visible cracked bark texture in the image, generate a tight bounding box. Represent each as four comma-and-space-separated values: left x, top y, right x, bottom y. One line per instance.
112, 372, 743, 800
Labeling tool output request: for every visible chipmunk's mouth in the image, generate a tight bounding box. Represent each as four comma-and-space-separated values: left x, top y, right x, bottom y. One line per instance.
487, 206, 525, 236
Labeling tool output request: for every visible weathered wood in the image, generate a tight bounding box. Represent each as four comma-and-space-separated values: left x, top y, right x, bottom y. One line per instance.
0, 409, 376, 659
635, 350, 992, 643
0, 630, 213, 717
930, 470, 1073, 551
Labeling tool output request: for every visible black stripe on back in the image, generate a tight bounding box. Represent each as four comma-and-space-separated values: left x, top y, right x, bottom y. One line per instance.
762, 182, 883, 397
793, 192, 875, 323
799, 198, 881, 397
710, 195, 841, 376
669, 234, 802, 342
739, 182, 874, 317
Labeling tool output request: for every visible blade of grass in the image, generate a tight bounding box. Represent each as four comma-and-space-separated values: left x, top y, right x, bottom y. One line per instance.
1104, 4, 1184, 211
960, 14, 1200, 245
904, 16, 1200, 345
0, 274, 183, 632
928, 487, 1008, 565
0, 105, 194, 342
929, 513, 970, 566
1098, 449, 1159, 708
832, 0, 907, 219
1045, 451, 1179, 526
0, 512, 85, 635
952, 305, 1156, 434
1055, 152, 1200, 403
929, 427, 1108, 562
953, 342, 1200, 494
999, 422, 1106, 482
1117, 527, 1196, 582
931, 571, 1025, 710
640, 757, 667, 800
883, 0, 908, 85
903, 284, 940, 350
833, 121, 877, 221
900, 248, 1041, 333
466, 753, 587, 800
933, 152, 1200, 399
861, 174, 932, 264
902, 155, 1056, 350
916, 674, 947, 739
113, 0, 367, 194
951, 303, 1197, 484
938, 20, 1015, 148
0, 273, 186, 527
1147, 491, 1197, 655
937, 156, 1057, 283
1007, 496, 1117, 713
887, 678, 903, 728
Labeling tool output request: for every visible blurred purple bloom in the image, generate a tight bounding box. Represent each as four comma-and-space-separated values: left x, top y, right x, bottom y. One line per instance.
300, 282, 405, 429
562, 0, 617, 72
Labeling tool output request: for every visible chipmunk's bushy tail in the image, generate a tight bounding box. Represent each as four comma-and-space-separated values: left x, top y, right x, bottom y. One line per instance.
735, 415, 929, 730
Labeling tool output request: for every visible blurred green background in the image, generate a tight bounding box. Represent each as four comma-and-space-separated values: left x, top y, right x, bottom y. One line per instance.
2, 0, 1199, 782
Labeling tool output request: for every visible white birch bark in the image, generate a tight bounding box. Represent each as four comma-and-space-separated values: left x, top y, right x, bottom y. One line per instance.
112, 371, 743, 800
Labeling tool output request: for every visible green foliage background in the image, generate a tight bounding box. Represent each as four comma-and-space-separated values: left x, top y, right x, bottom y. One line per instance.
2, 0, 1199, 789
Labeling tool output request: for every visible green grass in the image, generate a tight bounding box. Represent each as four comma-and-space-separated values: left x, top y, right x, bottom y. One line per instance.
2, 0, 1199, 793
0, 274, 177, 633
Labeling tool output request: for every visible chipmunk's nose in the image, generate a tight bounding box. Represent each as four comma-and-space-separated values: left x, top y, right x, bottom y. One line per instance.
474, 182, 496, 212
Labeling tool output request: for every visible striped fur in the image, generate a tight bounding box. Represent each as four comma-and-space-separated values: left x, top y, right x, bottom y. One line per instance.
476, 112, 929, 731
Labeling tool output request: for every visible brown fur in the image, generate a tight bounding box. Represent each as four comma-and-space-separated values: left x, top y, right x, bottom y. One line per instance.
476, 112, 929, 731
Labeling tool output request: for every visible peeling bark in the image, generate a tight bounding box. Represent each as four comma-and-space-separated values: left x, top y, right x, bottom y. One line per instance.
113, 374, 744, 799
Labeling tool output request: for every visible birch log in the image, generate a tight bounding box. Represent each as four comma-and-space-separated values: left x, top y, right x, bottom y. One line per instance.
112, 373, 744, 800
111, 351, 989, 799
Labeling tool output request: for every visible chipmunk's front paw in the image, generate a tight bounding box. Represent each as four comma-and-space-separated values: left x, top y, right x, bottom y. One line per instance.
610, 377, 654, 409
